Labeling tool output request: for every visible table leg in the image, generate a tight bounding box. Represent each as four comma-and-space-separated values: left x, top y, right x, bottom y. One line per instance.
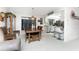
28, 33, 31, 43
58, 33, 61, 40
39, 32, 41, 41
25, 34, 27, 42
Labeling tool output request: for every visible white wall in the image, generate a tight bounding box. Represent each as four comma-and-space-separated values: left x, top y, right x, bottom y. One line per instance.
9, 8, 32, 32
15, 13, 32, 33
64, 7, 79, 42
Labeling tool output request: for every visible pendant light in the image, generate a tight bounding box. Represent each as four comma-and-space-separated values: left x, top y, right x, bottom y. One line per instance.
31, 8, 36, 30
31, 8, 36, 20
0, 12, 5, 18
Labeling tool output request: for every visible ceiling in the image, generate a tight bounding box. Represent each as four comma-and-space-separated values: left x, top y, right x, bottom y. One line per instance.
0, 7, 63, 18
31, 7, 62, 17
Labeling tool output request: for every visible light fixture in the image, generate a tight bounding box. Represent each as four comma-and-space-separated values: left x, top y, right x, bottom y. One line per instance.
71, 10, 79, 20
48, 11, 54, 15
31, 8, 36, 20
0, 12, 5, 18
71, 10, 75, 17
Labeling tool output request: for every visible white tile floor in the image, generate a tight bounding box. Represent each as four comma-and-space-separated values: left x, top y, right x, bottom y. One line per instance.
20, 31, 79, 51
20, 31, 64, 51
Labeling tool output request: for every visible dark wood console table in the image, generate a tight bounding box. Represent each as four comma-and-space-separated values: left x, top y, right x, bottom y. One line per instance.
25, 30, 42, 43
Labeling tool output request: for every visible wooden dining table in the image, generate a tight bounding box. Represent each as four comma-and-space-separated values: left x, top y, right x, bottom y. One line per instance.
25, 30, 42, 43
